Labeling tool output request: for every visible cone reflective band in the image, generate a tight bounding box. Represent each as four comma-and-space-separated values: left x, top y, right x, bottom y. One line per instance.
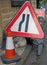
1, 31, 21, 64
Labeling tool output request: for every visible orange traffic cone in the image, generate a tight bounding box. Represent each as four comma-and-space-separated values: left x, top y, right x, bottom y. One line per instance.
1, 31, 21, 64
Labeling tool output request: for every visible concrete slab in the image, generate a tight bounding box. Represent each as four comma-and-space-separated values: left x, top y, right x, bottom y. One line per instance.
16, 45, 32, 65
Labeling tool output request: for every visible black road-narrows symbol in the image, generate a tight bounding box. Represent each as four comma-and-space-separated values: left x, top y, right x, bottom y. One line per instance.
18, 14, 25, 31
18, 14, 30, 32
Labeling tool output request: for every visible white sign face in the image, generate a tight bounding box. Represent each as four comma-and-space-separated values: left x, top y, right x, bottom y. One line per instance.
11, 7, 39, 34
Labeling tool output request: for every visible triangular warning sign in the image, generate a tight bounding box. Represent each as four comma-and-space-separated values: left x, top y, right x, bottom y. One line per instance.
5, 1, 44, 38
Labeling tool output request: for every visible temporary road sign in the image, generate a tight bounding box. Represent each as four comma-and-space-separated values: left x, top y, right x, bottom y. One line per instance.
5, 1, 44, 38
34, 9, 45, 17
